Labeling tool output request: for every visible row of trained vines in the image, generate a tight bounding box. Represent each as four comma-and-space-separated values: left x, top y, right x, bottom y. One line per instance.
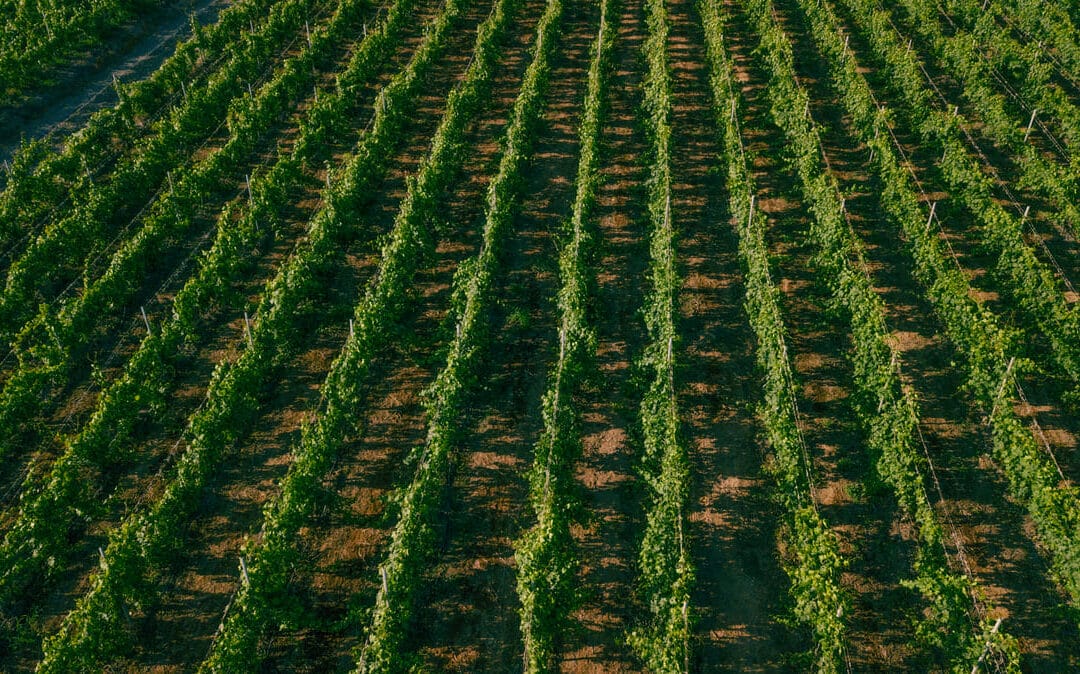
707, 1, 849, 670
512, 0, 613, 669
353, 0, 566, 666
626, 0, 692, 669
743, 0, 1021, 668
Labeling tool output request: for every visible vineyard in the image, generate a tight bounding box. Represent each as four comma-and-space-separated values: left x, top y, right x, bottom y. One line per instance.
0, 0, 1079, 670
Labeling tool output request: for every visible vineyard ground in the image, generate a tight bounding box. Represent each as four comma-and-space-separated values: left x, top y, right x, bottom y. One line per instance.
1, 0, 1079, 669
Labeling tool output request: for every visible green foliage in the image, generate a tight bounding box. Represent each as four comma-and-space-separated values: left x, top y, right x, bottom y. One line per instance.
702, 2, 850, 669
0, 0, 169, 99
861, 0, 1080, 391
626, 0, 694, 669
34, 0, 444, 666
199, 0, 466, 667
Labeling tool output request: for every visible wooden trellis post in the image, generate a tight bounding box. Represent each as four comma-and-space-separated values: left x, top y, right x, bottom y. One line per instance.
971, 618, 1003, 674
1024, 109, 1038, 142
988, 357, 1016, 421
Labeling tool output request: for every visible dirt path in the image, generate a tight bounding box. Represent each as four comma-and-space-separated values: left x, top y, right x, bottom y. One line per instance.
408, 1, 594, 669
559, 0, 646, 670
0, 0, 231, 164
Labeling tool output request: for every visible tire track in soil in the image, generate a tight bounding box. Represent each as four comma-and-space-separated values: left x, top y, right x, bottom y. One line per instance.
669, 1, 799, 671
0, 6, 381, 670
560, 0, 646, 670
0, 0, 230, 164
732, 0, 919, 668
410, 1, 595, 669
803, 0, 1080, 668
